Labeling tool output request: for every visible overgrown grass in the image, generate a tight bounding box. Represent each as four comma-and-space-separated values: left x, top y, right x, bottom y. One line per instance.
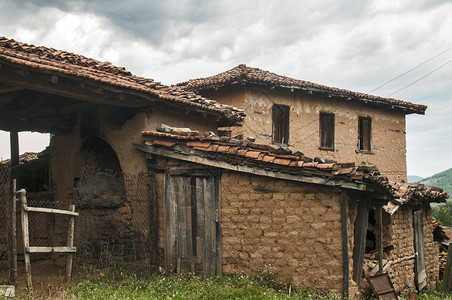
68, 274, 340, 300
10, 273, 452, 299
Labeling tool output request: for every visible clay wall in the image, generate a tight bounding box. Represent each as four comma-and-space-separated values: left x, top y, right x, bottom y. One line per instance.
47, 106, 216, 268
202, 86, 407, 181
220, 171, 345, 294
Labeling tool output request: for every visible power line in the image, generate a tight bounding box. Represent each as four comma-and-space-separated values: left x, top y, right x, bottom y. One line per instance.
387, 58, 452, 97
368, 46, 452, 93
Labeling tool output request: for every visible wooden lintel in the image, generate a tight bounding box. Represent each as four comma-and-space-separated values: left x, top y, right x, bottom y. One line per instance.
135, 143, 369, 191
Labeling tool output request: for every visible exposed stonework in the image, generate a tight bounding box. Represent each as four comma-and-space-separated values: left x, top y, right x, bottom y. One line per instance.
221, 172, 344, 294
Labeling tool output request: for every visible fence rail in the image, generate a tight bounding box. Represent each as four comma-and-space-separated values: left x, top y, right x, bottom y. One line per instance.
0, 166, 157, 288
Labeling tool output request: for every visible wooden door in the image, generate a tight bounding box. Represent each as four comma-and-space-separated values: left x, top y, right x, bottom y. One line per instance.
165, 173, 221, 276
413, 210, 427, 290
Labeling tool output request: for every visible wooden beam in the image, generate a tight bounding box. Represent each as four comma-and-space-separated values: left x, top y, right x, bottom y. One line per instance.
10, 131, 19, 167
0, 86, 26, 94
341, 190, 349, 299
7, 179, 17, 286
0, 62, 148, 108
378, 205, 383, 274
135, 143, 369, 191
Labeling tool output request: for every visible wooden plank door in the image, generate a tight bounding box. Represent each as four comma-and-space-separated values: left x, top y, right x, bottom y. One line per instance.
413, 210, 427, 290
165, 173, 220, 276
352, 199, 369, 285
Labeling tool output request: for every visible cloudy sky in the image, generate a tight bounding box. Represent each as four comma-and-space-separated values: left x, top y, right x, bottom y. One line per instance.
0, 0, 451, 178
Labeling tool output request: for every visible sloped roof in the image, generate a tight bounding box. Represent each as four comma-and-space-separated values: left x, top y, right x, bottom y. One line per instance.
0, 37, 245, 124
138, 129, 447, 214
177, 64, 426, 115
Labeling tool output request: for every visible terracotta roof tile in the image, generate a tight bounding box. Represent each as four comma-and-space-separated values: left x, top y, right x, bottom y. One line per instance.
141, 130, 448, 213
0, 37, 245, 124
177, 64, 426, 115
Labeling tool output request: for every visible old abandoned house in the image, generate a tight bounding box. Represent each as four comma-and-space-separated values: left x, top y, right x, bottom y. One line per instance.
0, 37, 448, 298
177, 64, 427, 182
0, 37, 243, 280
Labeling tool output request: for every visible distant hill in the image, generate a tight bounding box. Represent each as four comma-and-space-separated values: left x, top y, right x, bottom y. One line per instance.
417, 168, 452, 197
407, 175, 424, 183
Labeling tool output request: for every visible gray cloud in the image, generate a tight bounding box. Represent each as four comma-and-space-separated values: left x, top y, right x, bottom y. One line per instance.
0, 0, 451, 176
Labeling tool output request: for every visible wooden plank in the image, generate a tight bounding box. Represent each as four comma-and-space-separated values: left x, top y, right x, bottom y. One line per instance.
134, 143, 370, 191
10, 131, 19, 167
341, 191, 349, 299
204, 176, 216, 277
27, 246, 77, 253
20, 190, 32, 291
66, 205, 76, 281
378, 206, 383, 274
196, 177, 206, 274
442, 245, 452, 292
24, 206, 79, 216
164, 174, 177, 272
7, 179, 17, 286
352, 199, 368, 285
215, 176, 222, 276
414, 210, 427, 290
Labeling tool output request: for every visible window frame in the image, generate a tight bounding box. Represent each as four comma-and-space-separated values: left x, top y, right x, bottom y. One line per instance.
319, 112, 335, 151
358, 116, 372, 153
272, 104, 290, 145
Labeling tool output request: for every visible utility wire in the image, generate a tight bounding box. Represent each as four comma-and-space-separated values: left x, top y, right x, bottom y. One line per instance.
387, 58, 452, 97
368, 46, 452, 93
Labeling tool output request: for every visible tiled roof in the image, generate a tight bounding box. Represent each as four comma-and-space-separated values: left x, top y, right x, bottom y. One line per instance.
0, 152, 40, 166
0, 37, 245, 124
141, 129, 447, 213
177, 64, 426, 115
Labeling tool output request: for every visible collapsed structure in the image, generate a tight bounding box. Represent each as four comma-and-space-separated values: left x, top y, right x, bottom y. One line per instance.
0, 37, 447, 297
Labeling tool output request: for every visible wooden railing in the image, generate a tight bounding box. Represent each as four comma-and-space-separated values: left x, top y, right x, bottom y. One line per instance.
17, 188, 78, 291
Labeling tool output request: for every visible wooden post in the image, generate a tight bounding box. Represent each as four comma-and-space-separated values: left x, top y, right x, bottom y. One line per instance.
378, 206, 383, 274
10, 131, 19, 167
442, 246, 452, 292
20, 189, 32, 291
66, 205, 76, 281
341, 191, 349, 299
7, 179, 17, 286
352, 199, 369, 286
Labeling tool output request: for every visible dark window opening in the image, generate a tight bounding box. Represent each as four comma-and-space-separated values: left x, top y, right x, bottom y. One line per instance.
272, 104, 290, 145
359, 117, 371, 151
319, 112, 335, 150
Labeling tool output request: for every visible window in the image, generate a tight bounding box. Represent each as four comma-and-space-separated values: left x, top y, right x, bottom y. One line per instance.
272, 104, 289, 145
319, 112, 334, 150
358, 117, 371, 152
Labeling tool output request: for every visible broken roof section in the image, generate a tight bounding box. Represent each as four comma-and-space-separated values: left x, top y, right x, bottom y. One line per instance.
137, 127, 447, 214
177, 64, 427, 115
0, 37, 245, 126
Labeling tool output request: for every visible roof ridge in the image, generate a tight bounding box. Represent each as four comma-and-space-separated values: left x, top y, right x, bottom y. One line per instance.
176, 64, 427, 114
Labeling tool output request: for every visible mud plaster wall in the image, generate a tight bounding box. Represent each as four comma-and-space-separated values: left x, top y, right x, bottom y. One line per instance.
202, 86, 407, 182
221, 171, 344, 294
48, 106, 216, 265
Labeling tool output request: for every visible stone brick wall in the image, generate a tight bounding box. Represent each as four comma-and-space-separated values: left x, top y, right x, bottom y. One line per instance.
221, 171, 344, 294
381, 205, 437, 292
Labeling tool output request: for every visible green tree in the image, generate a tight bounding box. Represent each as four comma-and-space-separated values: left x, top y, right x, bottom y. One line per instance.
433, 201, 452, 227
